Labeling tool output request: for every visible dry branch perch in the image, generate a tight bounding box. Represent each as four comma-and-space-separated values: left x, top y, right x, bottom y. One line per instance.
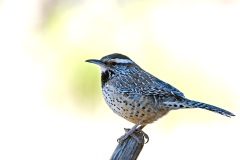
110, 131, 145, 160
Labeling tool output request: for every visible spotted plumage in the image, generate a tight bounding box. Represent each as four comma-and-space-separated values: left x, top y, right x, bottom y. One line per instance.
86, 53, 235, 143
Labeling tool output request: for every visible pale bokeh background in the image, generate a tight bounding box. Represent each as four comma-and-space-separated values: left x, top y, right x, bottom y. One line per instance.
0, 0, 239, 159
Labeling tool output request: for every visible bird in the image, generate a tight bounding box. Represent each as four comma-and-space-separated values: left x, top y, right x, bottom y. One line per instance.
85, 53, 235, 143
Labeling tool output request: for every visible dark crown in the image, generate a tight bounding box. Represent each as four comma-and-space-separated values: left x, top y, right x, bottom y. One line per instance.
101, 53, 131, 61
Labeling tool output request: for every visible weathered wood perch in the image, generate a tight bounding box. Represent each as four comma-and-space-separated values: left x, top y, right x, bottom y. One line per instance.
110, 131, 145, 160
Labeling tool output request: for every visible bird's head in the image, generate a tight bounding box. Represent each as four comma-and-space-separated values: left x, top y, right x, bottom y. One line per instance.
85, 53, 136, 74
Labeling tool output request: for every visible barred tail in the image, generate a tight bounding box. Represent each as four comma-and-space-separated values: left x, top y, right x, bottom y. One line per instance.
185, 99, 235, 117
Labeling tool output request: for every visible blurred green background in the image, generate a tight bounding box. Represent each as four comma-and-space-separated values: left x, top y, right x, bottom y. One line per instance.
0, 0, 239, 159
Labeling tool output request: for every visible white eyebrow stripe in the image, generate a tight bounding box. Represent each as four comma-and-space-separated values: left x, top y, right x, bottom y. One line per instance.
113, 58, 133, 63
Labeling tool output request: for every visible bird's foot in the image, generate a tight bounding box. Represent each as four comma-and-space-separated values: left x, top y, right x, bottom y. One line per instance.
117, 126, 149, 144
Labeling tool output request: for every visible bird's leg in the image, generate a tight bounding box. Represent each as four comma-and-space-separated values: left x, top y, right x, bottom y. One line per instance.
117, 120, 149, 144
117, 120, 142, 144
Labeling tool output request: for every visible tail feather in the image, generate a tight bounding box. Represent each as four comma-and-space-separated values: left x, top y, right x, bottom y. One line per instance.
185, 99, 235, 117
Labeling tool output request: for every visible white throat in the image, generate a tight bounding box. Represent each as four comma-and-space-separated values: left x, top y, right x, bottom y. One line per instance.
100, 66, 107, 72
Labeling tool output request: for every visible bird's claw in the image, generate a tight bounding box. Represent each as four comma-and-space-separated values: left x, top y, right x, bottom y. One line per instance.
117, 127, 149, 144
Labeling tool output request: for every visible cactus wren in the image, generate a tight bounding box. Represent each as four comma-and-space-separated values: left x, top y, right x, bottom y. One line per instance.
86, 53, 235, 143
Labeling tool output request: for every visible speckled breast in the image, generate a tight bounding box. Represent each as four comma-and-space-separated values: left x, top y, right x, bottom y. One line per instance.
102, 84, 169, 125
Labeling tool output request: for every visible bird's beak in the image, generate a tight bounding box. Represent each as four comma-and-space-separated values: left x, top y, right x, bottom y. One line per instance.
85, 59, 103, 65
85, 59, 108, 69
86, 59, 109, 72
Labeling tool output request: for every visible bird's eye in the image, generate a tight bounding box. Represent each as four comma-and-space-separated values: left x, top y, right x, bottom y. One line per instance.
110, 61, 117, 66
